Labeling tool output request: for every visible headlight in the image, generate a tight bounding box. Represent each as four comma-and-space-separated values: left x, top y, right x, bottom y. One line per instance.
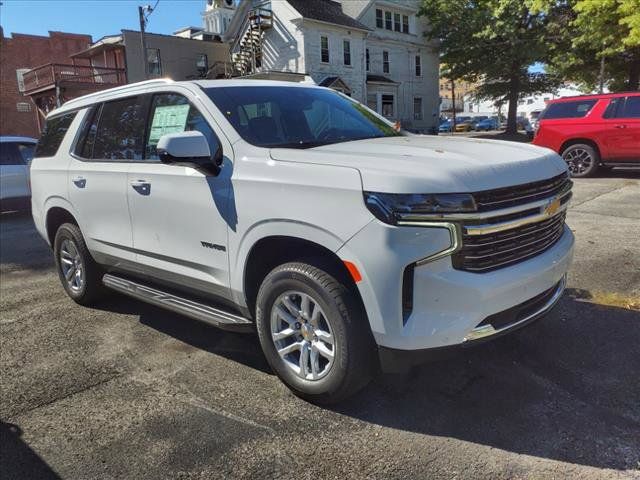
364, 191, 476, 224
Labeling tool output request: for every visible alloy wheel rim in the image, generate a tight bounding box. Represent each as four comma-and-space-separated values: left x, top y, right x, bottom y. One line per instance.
270, 291, 335, 381
564, 148, 593, 175
59, 239, 84, 292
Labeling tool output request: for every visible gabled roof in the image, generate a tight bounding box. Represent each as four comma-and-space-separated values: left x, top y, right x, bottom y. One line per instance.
286, 0, 370, 31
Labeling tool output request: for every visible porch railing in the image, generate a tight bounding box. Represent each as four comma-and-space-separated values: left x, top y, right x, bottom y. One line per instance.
23, 63, 126, 94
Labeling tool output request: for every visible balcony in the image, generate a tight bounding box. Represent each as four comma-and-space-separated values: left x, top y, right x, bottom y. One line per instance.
22, 63, 126, 96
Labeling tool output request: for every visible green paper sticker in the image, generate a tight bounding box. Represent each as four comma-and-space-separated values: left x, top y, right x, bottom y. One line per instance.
148, 104, 190, 146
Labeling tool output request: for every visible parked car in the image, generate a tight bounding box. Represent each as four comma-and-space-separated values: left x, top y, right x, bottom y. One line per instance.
454, 118, 476, 132
31, 79, 574, 403
475, 118, 500, 131
533, 92, 640, 177
0, 136, 37, 212
438, 120, 453, 133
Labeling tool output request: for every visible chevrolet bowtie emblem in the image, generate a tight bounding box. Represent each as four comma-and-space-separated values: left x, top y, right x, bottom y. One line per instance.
544, 197, 561, 217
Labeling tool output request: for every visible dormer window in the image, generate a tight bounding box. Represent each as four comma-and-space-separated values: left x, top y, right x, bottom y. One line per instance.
376, 8, 412, 34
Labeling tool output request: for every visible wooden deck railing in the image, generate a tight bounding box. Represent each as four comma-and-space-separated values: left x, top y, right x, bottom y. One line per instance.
23, 63, 126, 94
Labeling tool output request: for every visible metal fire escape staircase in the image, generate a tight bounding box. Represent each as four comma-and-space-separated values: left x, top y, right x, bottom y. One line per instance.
231, 8, 273, 76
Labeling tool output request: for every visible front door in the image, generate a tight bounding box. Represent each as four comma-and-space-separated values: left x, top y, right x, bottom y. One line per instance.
608, 95, 640, 161
126, 91, 232, 299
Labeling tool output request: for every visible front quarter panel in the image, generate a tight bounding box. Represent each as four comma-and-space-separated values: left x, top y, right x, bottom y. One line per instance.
228, 147, 372, 306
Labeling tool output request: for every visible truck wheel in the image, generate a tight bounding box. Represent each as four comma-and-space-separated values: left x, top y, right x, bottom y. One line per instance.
53, 223, 106, 306
255, 262, 375, 404
562, 144, 599, 177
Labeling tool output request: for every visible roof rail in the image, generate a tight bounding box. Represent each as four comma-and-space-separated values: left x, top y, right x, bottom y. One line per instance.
61, 78, 174, 109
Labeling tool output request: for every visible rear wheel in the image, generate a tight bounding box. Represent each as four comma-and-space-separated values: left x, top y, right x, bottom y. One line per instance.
255, 262, 375, 404
562, 143, 600, 177
53, 223, 106, 306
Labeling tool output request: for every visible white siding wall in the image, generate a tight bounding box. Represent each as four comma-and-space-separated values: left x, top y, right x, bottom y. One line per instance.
261, 2, 307, 73
303, 23, 368, 102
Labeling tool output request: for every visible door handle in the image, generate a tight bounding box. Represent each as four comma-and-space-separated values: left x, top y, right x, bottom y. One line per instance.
72, 176, 86, 188
614, 125, 627, 129
130, 180, 151, 196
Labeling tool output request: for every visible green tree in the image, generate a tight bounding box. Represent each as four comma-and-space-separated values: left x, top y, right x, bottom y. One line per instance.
419, 0, 563, 134
547, 0, 640, 91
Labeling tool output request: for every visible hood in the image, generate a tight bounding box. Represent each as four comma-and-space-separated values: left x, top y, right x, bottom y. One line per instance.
270, 136, 566, 193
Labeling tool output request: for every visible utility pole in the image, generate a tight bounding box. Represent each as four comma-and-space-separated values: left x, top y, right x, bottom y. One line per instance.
451, 77, 457, 131
138, 5, 149, 79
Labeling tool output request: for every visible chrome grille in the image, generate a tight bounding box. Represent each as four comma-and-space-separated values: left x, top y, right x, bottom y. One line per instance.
473, 173, 571, 212
453, 212, 566, 272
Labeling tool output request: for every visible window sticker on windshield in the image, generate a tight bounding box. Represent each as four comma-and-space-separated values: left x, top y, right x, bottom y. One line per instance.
148, 104, 190, 146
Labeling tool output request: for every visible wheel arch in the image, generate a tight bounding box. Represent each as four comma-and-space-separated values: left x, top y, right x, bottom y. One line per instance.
241, 235, 366, 321
45, 206, 79, 247
559, 138, 602, 162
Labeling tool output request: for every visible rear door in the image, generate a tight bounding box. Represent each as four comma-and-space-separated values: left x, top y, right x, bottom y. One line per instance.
126, 90, 233, 299
68, 97, 147, 264
604, 95, 640, 162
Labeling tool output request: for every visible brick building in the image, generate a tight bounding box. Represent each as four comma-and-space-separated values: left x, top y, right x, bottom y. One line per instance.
0, 28, 92, 137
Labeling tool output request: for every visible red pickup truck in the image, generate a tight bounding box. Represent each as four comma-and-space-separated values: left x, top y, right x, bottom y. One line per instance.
533, 92, 639, 177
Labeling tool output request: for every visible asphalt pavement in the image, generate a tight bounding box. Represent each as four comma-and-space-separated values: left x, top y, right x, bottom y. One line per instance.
1, 171, 639, 479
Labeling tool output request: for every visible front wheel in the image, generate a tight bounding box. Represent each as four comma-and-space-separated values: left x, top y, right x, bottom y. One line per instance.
562, 143, 600, 177
255, 262, 375, 404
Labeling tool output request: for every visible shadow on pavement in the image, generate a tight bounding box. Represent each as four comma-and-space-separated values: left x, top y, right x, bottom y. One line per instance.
0, 422, 61, 480
331, 294, 640, 471
93, 295, 272, 375
92, 289, 640, 470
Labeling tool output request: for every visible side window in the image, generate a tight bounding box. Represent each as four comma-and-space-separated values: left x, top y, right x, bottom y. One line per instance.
145, 93, 220, 160
17, 143, 35, 164
35, 112, 77, 158
539, 100, 597, 120
74, 105, 101, 159
92, 96, 147, 160
0, 143, 21, 165
603, 98, 623, 119
620, 96, 640, 118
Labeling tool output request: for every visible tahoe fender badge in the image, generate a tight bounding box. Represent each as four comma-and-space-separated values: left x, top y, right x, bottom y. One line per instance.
201, 241, 226, 252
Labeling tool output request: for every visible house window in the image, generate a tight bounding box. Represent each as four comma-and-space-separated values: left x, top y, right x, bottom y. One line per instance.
17, 101, 31, 112
367, 94, 377, 112
320, 36, 329, 63
413, 97, 423, 120
16, 68, 30, 93
376, 9, 383, 28
415, 55, 421, 76
343, 40, 351, 66
147, 48, 162, 76
196, 54, 208, 75
394, 13, 401, 32
402, 15, 409, 33
383, 51, 389, 73
365, 49, 370, 71
382, 94, 394, 117
385, 11, 392, 30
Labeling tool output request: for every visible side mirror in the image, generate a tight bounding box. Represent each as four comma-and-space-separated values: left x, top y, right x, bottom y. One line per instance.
157, 131, 223, 176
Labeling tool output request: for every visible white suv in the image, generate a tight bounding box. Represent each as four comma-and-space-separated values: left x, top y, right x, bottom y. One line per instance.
31, 79, 574, 403
1, 136, 37, 212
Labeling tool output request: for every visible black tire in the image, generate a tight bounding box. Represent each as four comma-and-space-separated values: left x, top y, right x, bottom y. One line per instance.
255, 262, 375, 404
562, 143, 600, 178
53, 223, 106, 306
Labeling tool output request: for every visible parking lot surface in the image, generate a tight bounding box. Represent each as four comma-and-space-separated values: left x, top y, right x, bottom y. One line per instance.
1, 172, 639, 480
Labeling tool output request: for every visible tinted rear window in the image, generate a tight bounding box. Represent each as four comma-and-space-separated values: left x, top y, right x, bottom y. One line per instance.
92, 96, 147, 160
540, 100, 597, 120
35, 112, 77, 158
0, 143, 21, 165
621, 96, 640, 118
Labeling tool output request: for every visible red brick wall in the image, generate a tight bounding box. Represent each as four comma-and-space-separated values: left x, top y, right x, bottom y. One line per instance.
0, 30, 92, 138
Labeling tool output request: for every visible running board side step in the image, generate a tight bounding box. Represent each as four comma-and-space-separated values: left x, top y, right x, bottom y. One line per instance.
102, 274, 252, 331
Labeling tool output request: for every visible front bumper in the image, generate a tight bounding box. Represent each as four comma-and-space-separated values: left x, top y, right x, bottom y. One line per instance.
378, 275, 566, 372
338, 220, 574, 352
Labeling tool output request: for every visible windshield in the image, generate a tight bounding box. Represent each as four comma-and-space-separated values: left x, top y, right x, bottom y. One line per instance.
204, 86, 401, 149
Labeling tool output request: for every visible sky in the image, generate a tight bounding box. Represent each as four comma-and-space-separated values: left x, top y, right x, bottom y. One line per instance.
0, 0, 206, 41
